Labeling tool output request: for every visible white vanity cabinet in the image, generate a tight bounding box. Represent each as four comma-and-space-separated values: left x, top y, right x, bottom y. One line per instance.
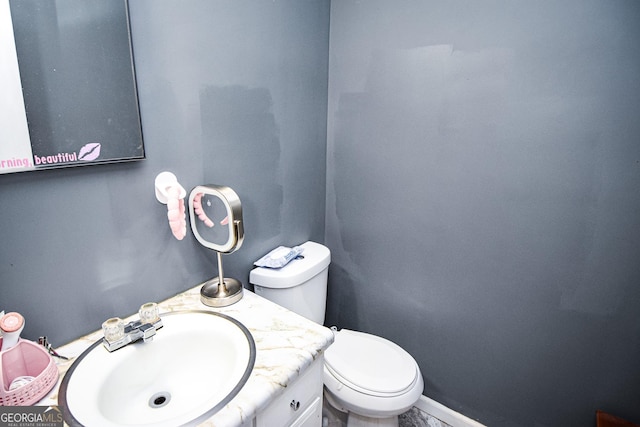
256, 355, 324, 427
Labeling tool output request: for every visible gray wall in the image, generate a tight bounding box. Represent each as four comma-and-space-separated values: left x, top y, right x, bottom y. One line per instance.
325, 1, 640, 426
0, 1, 329, 345
2, 1, 639, 426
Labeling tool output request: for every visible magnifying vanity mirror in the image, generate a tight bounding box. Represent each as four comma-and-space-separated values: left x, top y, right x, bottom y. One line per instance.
188, 185, 244, 307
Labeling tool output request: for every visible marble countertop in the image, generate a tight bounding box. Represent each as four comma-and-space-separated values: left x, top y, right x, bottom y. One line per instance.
37, 285, 335, 426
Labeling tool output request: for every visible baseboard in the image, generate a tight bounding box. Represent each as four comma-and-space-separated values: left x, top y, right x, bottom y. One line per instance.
414, 396, 486, 427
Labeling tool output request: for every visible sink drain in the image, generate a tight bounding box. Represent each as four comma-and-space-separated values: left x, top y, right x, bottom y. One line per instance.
149, 392, 171, 409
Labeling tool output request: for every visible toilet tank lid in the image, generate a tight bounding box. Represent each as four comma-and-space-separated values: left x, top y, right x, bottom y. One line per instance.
249, 241, 330, 288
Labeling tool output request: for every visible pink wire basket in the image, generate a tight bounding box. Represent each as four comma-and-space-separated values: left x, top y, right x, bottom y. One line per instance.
0, 338, 58, 406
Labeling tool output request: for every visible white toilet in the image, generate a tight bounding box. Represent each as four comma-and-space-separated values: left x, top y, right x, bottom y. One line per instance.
250, 241, 424, 427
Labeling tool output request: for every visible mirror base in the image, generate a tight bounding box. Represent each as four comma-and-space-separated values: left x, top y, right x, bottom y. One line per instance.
200, 278, 243, 307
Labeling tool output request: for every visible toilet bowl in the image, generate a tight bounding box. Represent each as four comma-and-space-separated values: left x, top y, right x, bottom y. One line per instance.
250, 241, 424, 426
323, 329, 424, 426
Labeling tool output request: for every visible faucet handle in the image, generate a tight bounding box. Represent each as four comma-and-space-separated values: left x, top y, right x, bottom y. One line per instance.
139, 302, 160, 324
102, 317, 125, 343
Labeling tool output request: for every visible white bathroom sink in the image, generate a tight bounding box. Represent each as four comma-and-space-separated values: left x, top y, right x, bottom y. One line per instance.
59, 310, 255, 427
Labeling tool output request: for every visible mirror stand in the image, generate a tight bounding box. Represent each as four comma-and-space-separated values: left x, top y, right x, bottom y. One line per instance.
188, 184, 245, 308
200, 252, 243, 307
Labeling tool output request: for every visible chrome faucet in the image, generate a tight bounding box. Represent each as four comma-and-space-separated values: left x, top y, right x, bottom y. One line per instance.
102, 303, 163, 352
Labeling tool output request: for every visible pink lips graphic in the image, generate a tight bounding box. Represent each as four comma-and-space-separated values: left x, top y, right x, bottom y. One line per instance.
78, 143, 101, 161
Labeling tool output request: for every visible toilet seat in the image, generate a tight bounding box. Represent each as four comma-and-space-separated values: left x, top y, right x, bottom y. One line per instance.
325, 329, 418, 397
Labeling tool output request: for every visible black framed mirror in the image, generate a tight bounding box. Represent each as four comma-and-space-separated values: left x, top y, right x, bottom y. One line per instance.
1, 0, 143, 175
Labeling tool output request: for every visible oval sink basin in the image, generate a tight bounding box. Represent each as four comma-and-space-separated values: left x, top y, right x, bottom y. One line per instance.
59, 310, 255, 427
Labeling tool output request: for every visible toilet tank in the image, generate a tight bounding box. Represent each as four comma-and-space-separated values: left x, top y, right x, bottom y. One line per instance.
249, 241, 330, 324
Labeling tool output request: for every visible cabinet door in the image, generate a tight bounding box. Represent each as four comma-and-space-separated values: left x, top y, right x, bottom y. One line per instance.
290, 396, 322, 427
256, 357, 323, 427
